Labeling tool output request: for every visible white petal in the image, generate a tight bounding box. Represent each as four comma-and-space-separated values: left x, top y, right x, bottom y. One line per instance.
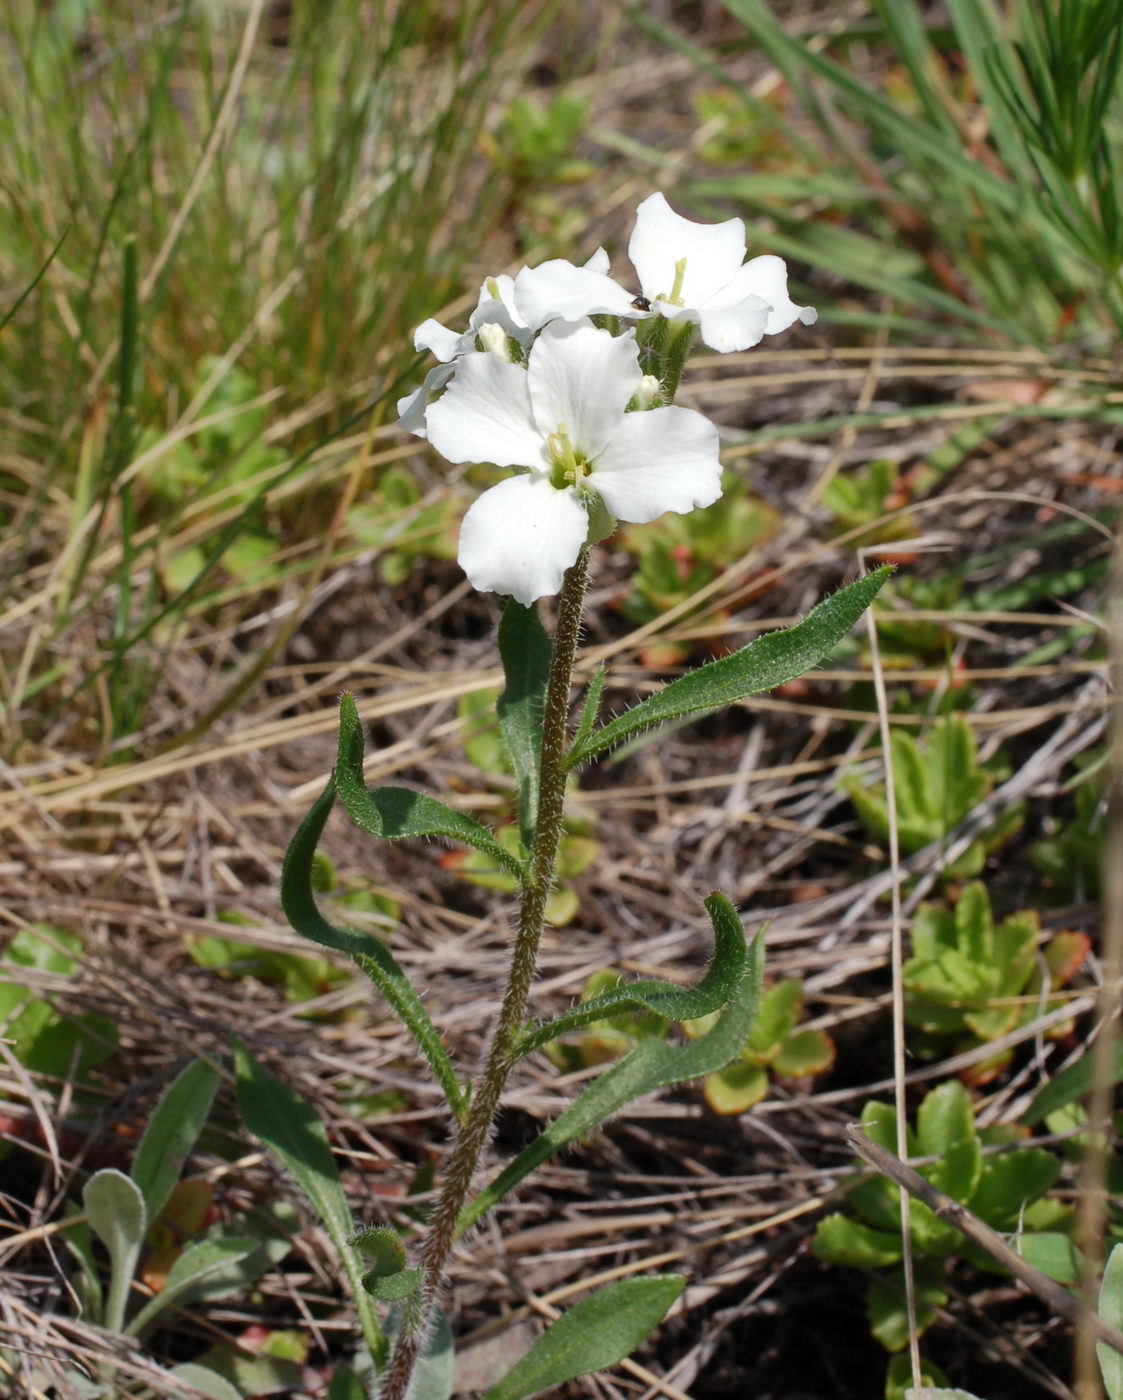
589, 405, 722, 524
468, 296, 533, 349
425, 353, 546, 469
697, 294, 771, 353
396, 363, 455, 438
527, 320, 642, 460
413, 317, 463, 363
712, 254, 817, 335
628, 192, 746, 312
458, 475, 589, 606
583, 246, 611, 275
513, 258, 638, 330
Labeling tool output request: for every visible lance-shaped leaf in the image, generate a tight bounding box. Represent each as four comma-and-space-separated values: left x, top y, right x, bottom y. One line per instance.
127, 1236, 263, 1336
282, 778, 465, 1117
514, 890, 748, 1060
461, 905, 763, 1232
233, 1043, 385, 1368
131, 1058, 220, 1223
1100, 1244, 1123, 1400
336, 693, 524, 879
482, 1275, 685, 1400
567, 568, 891, 767
571, 663, 607, 758
166, 1363, 244, 1400
497, 600, 552, 846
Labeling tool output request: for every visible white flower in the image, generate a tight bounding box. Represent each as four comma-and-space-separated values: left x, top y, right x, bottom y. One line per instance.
514, 191, 817, 353
424, 319, 722, 606
396, 251, 615, 437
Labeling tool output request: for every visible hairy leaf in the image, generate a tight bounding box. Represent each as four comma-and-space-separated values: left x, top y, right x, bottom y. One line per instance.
131, 1059, 220, 1223
233, 1043, 384, 1366
336, 693, 523, 879
515, 891, 748, 1059
282, 778, 464, 1117
461, 910, 762, 1232
568, 569, 890, 767
482, 1276, 685, 1400
127, 1236, 263, 1336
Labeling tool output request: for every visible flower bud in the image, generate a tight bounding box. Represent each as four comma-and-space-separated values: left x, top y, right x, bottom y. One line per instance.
477, 322, 512, 361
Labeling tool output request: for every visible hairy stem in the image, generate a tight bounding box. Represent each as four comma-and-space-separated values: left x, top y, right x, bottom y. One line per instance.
379, 547, 591, 1400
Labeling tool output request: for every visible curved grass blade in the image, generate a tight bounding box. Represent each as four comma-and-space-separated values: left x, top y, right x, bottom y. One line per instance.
233, 1042, 385, 1368
461, 908, 764, 1233
567, 569, 891, 768
497, 600, 552, 846
282, 778, 465, 1118
482, 1275, 685, 1400
514, 892, 748, 1060
336, 693, 524, 880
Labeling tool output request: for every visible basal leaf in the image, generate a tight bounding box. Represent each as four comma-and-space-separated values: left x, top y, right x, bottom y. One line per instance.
281, 777, 465, 1117
481, 1276, 685, 1400
127, 1236, 263, 1336
567, 569, 891, 767
166, 1363, 244, 1400
83, 1169, 147, 1332
336, 693, 523, 880
1098, 1243, 1123, 1400
461, 913, 762, 1232
497, 600, 552, 846
812, 1213, 903, 1269
233, 1043, 384, 1367
515, 891, 748, 1059
131, 1059, 220, 1223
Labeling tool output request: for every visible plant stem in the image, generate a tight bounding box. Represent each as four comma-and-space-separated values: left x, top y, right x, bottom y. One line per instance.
379, 546, 591, 1400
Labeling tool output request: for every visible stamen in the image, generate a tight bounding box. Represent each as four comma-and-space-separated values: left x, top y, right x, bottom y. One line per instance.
656, 258, 688, 308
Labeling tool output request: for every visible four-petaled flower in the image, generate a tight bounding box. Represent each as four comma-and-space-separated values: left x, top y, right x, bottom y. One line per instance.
424, 319, 722, 606
513, 192, 816, 352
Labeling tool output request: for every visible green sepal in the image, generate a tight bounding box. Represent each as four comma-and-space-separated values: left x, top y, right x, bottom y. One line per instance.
281, 774, 465, 1118
515, 891, 749, 1059
335, 693, 524, 880
460, 908, 763, 1233
567, 568, 891, 768
497, 600, 552, 847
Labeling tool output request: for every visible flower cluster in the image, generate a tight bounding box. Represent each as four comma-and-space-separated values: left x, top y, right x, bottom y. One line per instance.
399, 193, 816, 606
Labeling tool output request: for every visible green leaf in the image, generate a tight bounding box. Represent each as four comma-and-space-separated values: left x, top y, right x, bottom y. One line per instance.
461, 911, 762, 1233
83, 1168, 147, 1333
352, 1226, 406, 1277
969, 1148, 1060, 1228
1098, 1243, 1123, 1400
233, 1043, 384, 1367
482, 1276, 685, 1400
867, 1269, 946, 1352
386, 1309, 454, 1400
497, 600, 552, 845
567, 569, 891, 767
773, 1027, 835, 1078
165, 1363, 244, 1400
281, 777, 465, 1118
571, 664, 607, 758
363, 1266, 421, 1301
885, 1350, 950, 1400
703, 1061, 770, 1114
903, 1390, 985, 1400
127, 1236, 263, 1336
326, 1364, 367, 1400
917, 1081, 974, 1158
748, 978, 804, 1054
516, 891, 748, 1059
336, 693, 523, 879
1016, 1231, 1082, 1285
1021, 1042, 1123, 1125
131, 1059, 220, 1223
812, 1213, 903, 1268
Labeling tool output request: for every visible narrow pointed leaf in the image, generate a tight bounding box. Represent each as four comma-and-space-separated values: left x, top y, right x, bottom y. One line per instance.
233, 1043, 384, 1366
482, 1276, 685, 1400
282, 778, 465, 1117
1020, 1042, 1123, 1125
515, 891, 747, 1059
127, 1236, 263, 1335
497, 600, 552, 845
571, 664, 608, 758
568, 570, 891, 767
336, 693, 523, 878
131, 1059, 220, 1222
461, 903, 762, 1232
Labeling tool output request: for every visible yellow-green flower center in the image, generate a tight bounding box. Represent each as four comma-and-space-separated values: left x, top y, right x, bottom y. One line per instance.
547, 424, 591, 490
656, 257, 688, 308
